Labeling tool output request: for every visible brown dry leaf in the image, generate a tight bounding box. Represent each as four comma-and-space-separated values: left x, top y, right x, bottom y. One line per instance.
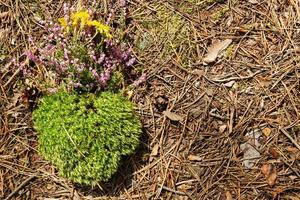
203, 39, 232, 64
225, 191, 233, 200
269, 147, 280, 158
0, 28, 10, 41
219, 125, 227, 133
286, 147, 298, 153
73, 190, 81, 200
163, 110, 184, 121
223, 80, 235, 88
249, 0, 259, 4
177, 184, 192, 192
261, 164, 271, 176
188, 155, 202, 161
262, 127, 271, 137
272, 187, 284, 199
261, 164, 277, 186
150, 144, 159, 157
0, 11, 10, 18
126, 90, 133, 99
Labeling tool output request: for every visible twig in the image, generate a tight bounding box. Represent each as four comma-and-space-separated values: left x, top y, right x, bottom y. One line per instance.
280, 128, 300, 151
208, 70, 264, 83
4, 175, 36, 200
160, 185, 187, 196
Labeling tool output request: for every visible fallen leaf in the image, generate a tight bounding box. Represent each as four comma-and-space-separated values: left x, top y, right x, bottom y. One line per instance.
150, 144, 159, 157
0, 28, 10, 41
262, 127, 271, 137
203, 39, 232, 64
268, 171, 277, 187
163, 110, 184, 121
188, 155, 202, 161
177, 184, 192, 192
240, 143, 261, 169
73, 190, 81, 200
225, 191, 233, 200
261, 164, 277, 186
219, 125, 227, 133
126, 90, 133, 99
286, 147, 298, 153
268, 147, 280, 158
0, 11, 10, 18
289, 175, 297, 180
272, 187, 284, 199
223, 80, 235, 88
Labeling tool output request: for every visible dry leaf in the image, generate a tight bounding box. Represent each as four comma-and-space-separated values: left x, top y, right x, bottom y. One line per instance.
223, 80, 235, 88
177, 184, 192, 192
0, 28, 10, 41
126, 90, 133, 99
219, 125, 227, 133
73, 190, 81, 200
163, 110, 184, 121
188, 155, 202, 161
268, 147, 280, 158
286, 147, 298, 153
150, 144, 159, 157
267, 170, 277, 187
0, 11, 10, 18
261, 164, 277, 186
203, 39, 232, 64
272, 187, 284, 199
225, 191, 233, 200
262, 127, 271, 137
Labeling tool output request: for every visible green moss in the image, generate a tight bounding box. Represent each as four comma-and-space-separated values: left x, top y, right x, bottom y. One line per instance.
225, 44, 234, 58
135, 4, 190, 59
212, 5, 229, 21
33, 92, 142, 185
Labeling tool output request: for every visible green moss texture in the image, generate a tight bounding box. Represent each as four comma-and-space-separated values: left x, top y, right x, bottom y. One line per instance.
32, 92, 142, 185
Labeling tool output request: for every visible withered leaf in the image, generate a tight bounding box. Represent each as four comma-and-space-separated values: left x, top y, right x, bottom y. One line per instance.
163, 110, 184, 121
219, 125, 227, 133
225, 191, 233, 200
188, 155, 202, 161
261, 164, 277, 186
262, 127, 271, 137
0, 11, 10, 18
203, 39, 232, 64
150, 144, 159, 157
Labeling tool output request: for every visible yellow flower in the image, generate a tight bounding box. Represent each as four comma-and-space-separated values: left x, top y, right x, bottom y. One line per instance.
58, 9, 112, 38
58, 18, 67, 27
87, 20, 112, 38
71, 10, 90, 27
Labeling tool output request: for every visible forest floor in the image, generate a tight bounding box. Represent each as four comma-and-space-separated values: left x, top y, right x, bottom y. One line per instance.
1, 0, 300, 199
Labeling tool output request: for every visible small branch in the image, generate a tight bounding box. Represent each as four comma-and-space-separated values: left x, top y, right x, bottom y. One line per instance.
280, 128, 300, 151
161, 185, 187, 196
5, 175, 36, 200
209, 70, 264, 83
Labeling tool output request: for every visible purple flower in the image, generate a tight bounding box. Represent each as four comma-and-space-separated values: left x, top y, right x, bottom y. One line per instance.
126, 57, 135, 67
120, 0, 126, 7
133, 73, 146, 87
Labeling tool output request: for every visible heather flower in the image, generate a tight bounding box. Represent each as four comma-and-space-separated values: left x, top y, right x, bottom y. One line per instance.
22, 3, 144, 93
133, 74, 147, 87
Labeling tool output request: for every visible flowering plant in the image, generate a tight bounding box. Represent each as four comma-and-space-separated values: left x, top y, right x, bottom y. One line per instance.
25, 2, 145, 93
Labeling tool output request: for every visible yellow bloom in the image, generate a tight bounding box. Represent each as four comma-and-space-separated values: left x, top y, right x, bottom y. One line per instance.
71, 10, 90, 27
58, 9, 112, 38
58, 18, 67, 27
87, 20, 112, 38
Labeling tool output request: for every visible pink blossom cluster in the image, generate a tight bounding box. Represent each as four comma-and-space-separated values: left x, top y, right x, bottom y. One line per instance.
22, 3, 146, 93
